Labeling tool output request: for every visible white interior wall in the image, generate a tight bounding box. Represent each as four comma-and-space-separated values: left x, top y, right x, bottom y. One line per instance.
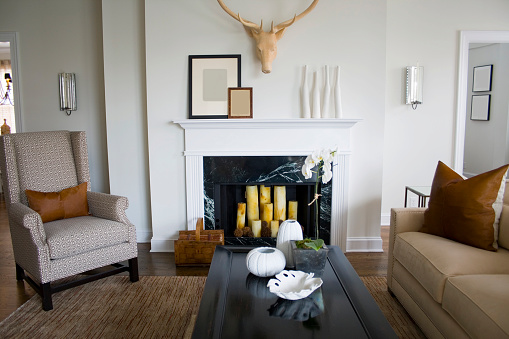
102, 0, 152, 241
0, 0, 109, 193
464, 44, 509, 177
381, 0, 509, 223
145, 0, 387, 251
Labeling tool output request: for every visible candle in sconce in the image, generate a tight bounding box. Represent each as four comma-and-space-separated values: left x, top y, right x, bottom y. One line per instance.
236, 203, 246, 229
270, 220, 280, 238
288, 201, 298, 220
252, 220, 262, 237
262, 203, 273, 223
274, 186, 286, 222
246, 185, 259, 227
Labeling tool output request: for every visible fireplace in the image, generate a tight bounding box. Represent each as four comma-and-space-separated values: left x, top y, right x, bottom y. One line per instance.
203, 156, 331, 245
174, 118, 360, 251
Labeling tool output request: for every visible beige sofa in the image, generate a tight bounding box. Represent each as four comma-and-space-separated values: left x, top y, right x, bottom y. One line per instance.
388, 186, 509, 338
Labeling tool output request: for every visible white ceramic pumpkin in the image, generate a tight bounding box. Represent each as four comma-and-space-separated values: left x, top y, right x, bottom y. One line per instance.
276, 220, 304, 267
246, 247, 286, 277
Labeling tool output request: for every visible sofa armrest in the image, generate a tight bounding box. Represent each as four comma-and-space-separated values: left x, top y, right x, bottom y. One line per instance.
387, 208, 425, 289
8, 202, 47, 245
87, 191, 132, 225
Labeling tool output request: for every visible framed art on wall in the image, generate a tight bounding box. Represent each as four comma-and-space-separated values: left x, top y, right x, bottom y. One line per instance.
470, 94, 491, 121
188, 55, 241, 119
228, 87, 253, 119
472, 65, 493, 92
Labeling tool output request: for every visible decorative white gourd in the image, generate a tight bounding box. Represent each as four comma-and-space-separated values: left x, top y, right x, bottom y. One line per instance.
276, 220, 304, 267
246, 247, 286, 277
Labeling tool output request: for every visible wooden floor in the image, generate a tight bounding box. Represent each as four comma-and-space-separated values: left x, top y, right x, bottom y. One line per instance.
0, 194, 388, 321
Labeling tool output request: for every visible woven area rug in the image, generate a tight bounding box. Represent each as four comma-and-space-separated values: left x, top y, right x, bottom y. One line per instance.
0, 275, 424, 339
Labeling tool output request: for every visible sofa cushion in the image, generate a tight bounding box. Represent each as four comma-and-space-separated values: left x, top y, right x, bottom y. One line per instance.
393, 232, 509, 303
499, 204, 509, 250
442, 275, 509, 339
421, 161, 508, 251
44, 216, 129, 260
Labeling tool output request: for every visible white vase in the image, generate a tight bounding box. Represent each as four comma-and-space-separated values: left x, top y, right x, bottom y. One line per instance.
322, 65, 331, 118
276, 220, 304, 267
301, 65, 311, 118
311, 71, 321, 119
334, 66, 343, 118
246, 247, 286, 277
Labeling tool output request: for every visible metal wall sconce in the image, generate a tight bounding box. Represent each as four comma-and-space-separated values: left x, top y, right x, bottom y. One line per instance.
406, 65, 423, 110
59, 73, 77, 115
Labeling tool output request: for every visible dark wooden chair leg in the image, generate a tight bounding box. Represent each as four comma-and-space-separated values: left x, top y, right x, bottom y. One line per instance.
129, 258, 139, 282
41, 283, 53, 311
15, 263, 25, 281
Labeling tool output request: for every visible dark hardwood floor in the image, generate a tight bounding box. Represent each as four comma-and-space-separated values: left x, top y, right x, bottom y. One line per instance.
0, 193, 388, 321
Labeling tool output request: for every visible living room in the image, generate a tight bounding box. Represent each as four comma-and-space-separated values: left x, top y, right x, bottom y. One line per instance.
1, 0, 509, 337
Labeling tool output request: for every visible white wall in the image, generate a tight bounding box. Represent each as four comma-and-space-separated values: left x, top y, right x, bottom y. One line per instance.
0, 0, 109, 193
102, 0, 152, 241
145, 0, 387, 251
464, 44, 509, 177
381, 0, 509, 223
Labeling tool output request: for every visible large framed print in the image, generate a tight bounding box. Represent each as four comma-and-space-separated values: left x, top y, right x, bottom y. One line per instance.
188, 55, 241, 119
472, 65, 492, 92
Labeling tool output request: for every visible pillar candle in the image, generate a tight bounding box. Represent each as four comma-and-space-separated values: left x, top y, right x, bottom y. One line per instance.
252, 220, 262, 237
262, 203, 273, 223
246, 185, 259, 227
236, 203, 246, 229
270, 220, 280, 238
274, 186, 286, 222
288, 201, 298, 220
259, 185, 271, 220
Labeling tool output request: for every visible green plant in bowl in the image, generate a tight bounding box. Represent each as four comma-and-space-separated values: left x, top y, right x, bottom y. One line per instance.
295, 238, 325, 251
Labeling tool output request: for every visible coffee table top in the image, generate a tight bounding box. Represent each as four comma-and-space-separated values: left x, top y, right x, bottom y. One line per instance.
193, 246, 396, 339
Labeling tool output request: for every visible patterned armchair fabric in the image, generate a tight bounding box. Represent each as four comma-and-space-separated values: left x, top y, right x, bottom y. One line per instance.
0, 131, 138, 310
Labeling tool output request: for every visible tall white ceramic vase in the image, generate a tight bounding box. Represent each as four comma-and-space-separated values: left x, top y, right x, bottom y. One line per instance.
311, 71, 321, 119
322, 65, 331, 118
301, 65, 311, 118
276, 220, 304, 267
334, 66, 343, 118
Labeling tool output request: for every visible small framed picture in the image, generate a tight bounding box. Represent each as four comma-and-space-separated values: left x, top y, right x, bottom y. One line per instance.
188, 55, 241, 119
470, 94, 491, 121
228, 87, 253, 119
472, 65, 492, 92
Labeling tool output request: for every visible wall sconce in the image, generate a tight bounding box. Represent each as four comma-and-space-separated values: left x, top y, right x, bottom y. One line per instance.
0, 73, 13, 106
59, 73, 77, 115
406, 64, 423, 110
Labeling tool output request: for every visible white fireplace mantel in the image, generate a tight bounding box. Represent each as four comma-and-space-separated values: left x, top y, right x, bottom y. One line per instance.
173, 118, 361, 251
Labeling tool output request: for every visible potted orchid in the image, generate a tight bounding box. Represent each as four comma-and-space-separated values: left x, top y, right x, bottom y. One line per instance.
291, 147, 337, 275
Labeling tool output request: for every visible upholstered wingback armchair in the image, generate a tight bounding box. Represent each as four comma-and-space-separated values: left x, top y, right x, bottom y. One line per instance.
0, 131, 138, 311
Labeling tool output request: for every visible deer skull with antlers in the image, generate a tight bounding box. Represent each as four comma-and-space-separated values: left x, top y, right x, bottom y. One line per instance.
217, 0, 319, 74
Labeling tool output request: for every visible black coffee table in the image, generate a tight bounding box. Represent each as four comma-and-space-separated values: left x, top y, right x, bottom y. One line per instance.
192, 246, 396, 339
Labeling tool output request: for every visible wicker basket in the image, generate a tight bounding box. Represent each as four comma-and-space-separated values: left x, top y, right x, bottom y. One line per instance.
174, 218, 224, 266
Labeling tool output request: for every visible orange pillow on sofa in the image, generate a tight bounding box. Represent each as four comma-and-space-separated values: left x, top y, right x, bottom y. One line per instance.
420, 161, 508, 251
25, 182, 89, 223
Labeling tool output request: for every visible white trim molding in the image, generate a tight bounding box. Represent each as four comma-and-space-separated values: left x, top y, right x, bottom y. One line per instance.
346, 237, 383, 252
174, 118, 361, 251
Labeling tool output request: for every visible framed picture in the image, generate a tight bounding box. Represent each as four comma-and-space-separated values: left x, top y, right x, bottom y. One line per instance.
470, 94, 491, 121
472, 65, 493, 92
188, 55, 241, 119
228, 88, 253, 119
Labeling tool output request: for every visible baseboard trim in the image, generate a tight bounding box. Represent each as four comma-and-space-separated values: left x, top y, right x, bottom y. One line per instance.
150, 238, 175, 252
381, 212, 390, 226
346, 236, 383, 252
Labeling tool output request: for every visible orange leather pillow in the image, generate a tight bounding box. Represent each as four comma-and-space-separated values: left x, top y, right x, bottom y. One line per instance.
26, 182, 89, 223
420, 161, 509, 251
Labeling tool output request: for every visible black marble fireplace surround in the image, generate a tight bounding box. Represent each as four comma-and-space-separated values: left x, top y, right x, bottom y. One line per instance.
203, 156, 332, 246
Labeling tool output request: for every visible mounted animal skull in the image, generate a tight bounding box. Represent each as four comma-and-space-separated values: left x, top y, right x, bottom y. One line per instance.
217, 0, 319, 74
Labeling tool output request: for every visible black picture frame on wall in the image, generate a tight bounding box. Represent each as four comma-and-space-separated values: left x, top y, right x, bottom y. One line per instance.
472, 64, 493, 92
188, 55, 241, 119
470, 94, 491, 121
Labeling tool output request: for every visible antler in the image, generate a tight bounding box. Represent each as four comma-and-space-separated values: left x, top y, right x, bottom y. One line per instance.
217, 0, 262, 31
274, 0, 319, 31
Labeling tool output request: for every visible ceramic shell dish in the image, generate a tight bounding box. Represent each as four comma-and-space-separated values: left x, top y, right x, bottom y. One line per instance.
267, 270, 323, 300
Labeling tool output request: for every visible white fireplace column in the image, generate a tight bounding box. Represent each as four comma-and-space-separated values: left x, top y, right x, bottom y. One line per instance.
174, 119, 360, 251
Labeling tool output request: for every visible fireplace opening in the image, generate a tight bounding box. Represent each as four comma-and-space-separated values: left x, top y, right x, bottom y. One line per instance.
214, 183, 319, 242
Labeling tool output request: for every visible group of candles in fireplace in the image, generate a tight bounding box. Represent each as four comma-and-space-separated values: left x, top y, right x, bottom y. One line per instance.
235, 185, 298, 238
